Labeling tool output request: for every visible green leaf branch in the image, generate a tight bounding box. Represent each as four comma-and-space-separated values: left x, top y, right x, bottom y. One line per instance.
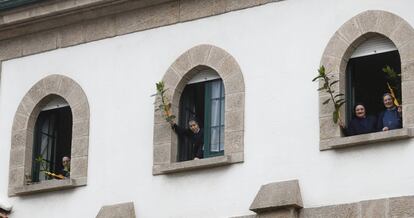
312, 65, 346, 124
382, 65, 400, 79
152, 81, 176, 123
382, 65, 401, 106
35, 156, 48, 172
35, 156, 65, 180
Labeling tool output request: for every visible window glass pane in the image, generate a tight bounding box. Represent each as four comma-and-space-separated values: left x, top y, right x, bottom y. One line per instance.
211, 80, 221, 98
219, 126, 224, 151
40, 135, 49, 155
210, 127, 220, 152
211, 100, 220, 126
39, 171, 46, 181
221, 99, 225, 125
39, 122, 54, 181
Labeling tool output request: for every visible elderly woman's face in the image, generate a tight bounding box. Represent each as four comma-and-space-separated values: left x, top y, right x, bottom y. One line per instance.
62, 157, 70, 168
355, 105, 366, 118
383, 95, 394, 109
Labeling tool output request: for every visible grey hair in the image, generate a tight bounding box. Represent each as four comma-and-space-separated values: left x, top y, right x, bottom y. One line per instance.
383, 93, 394, 100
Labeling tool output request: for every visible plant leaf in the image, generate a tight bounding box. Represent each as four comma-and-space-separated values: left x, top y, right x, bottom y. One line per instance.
333, 110, 339, 124
318, 65, 326, 76
322, 98, 330, 105
337, 101, 346, 108
312, 75, 323, 82
336, 99, 345, 104
329, 80, 339, 87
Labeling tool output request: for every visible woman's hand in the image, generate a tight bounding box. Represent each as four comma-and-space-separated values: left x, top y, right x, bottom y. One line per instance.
382, 127, 389, 131
168, 120, 175, 126
338, 118, 345, 129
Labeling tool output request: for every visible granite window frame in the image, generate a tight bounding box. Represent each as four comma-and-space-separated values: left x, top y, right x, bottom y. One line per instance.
8, 75, 90, 196
153, 44, 245, 175
319, 10, 414, 150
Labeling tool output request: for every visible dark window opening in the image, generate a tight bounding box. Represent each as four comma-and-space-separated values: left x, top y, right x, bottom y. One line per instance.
346, 50, 401, 128
178, 78, 225, 161
32, 105, 72, 182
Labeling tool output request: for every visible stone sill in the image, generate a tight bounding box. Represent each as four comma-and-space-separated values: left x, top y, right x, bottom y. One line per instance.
320, 128, 414, 150
154, 155, 237, 175
13, 178, 86, 196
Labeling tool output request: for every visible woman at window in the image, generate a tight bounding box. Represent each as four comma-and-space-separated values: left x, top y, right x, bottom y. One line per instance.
170, 119, 204, 160
61, 156, 71, 178
377, 93, 402, 131
339, 103, 377, 136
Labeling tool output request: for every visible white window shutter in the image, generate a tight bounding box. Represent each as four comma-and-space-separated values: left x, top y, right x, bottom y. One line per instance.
351, 36, 397, 58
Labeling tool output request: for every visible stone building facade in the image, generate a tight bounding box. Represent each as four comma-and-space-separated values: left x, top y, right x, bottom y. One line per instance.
0, 0, 413, 217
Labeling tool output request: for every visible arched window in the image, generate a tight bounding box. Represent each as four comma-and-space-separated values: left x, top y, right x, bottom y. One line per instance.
8, 75, 90, 196
153, 45, 245, 175
319, 10, 414, 150
346, 35, 401, 126
32, 96, 72, 182
177, 68, 225, 161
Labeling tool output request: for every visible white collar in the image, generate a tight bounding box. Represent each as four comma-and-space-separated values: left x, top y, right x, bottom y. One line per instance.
0, 199, 12, 212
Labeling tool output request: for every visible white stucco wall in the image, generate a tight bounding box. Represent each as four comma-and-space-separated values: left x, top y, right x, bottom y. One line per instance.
1, 0, 414, 217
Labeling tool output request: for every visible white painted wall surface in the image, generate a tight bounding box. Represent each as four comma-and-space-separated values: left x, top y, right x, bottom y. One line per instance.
1, 0, 414, 217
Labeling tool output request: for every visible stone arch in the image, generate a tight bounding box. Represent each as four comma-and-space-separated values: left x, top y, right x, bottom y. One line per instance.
9, 74, 90, 195
153, 44, 245, 174
319, 10, 414, 150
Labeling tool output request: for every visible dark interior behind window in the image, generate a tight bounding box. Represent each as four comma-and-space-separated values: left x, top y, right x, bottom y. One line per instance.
346, 51, 401, 124
178, 82, 205, 161
178, 79, 225, 161
32, 106, 72, 182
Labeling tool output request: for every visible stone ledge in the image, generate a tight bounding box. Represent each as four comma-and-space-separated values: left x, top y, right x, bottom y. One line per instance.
320, 128, 414, 150
153, 155, 239, 175
0, 0, 174, 42
249, 180, 303, 213
230, 215, 256, 218
96, 202, 136, 218
0, 0, 171, 27
0, 0, 284, 52
231, 184, 414, 218
12, 178, 86, 196
234, 196, 414, 218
